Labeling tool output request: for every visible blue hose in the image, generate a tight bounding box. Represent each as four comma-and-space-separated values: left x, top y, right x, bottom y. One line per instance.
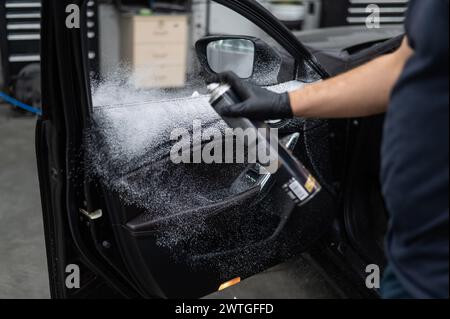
0, 91, 42, 116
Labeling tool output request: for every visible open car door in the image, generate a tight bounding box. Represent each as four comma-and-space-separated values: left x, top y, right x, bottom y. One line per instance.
37, 0, 341, 299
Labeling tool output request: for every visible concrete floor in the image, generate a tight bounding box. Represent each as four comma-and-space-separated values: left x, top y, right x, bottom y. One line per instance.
0, 104, 50, 299
0, 103, 339, 299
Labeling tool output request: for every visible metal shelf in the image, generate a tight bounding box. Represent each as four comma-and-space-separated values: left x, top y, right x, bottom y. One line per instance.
347, 0, 409, 25
1, 0, 99, 88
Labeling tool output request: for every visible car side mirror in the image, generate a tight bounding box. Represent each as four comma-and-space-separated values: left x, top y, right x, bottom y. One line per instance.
206, 39, 255, 78
196, 36, 284, 86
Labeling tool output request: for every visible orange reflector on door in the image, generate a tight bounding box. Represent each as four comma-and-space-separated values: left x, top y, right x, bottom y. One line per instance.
218, 277, 241, 291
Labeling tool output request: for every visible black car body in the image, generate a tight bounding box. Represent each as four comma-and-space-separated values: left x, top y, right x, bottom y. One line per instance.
36, 0, 403, 299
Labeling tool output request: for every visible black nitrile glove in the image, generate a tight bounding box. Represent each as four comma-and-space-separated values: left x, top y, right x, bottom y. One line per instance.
210, 72, 293, 121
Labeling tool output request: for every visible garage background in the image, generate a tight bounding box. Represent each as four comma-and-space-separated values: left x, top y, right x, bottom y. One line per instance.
0, 0, 408, 299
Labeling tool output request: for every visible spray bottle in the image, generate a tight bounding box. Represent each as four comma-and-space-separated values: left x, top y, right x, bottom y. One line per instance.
208, 82, 321, 207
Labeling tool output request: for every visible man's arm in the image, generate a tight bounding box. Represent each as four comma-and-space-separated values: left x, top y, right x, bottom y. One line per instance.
211, 37, 413, 121
289, 37, 414, 118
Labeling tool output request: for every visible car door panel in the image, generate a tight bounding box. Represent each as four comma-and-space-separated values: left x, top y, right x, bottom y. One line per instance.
87, 88, 336, 297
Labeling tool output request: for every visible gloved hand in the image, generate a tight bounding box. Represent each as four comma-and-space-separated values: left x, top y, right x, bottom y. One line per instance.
210, 72, 293, 121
